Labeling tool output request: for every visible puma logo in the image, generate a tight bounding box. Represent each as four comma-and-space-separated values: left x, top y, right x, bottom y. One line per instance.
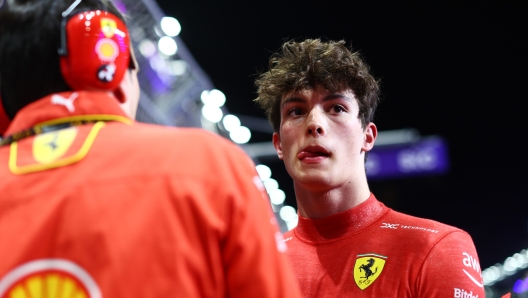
51, 92, 79, 113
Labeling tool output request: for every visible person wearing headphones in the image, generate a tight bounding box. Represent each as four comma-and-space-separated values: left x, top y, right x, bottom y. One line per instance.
0, 1, 301, 297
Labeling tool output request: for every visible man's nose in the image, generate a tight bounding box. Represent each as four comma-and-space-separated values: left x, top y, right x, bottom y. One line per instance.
306, 109, 326, 136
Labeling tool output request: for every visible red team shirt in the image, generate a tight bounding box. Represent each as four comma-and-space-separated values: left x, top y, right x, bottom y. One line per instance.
283, 194, 485, 297
0, 91, 301, 298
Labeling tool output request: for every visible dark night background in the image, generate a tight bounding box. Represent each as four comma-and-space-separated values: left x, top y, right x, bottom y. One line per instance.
154, 0, 527, 270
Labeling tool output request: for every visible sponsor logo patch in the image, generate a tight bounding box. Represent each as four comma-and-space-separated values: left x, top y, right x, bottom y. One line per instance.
0, 259, 101, 298
51, 93, 78, 113
380, 222, 439, 233
353, 253, 387, 290
33, 127, 77, 164
100, 18, 117, 38
454, 287, 479, 297
462, 252, 483, 288
95, 38, 119, 62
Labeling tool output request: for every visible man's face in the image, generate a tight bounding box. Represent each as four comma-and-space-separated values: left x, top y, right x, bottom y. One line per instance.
272, 88, 376, 191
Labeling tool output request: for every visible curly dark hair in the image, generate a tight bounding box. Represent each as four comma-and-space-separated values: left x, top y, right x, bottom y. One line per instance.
255, 39, 380, 133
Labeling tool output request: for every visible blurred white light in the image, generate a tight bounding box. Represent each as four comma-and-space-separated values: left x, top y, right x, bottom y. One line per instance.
201, 89, 226, 107
149, 55, 168, 73
200, 90, 210, 104
222, 114, 241, 131
286, 215, 298, 231
264, 178, 279, 192
169, 60, 187, 76
279, 206, 297, 222
158, 36, 177, 56
514, 253, 528, 269
255, 164, 272, 181
201, 105, 223, 123
229, 126, 251, 144
139, 40, 156, 58
269, 189, 286, 205
154, 25, 164, 37
208, 89, 226, 107
160, 17, 181, 37
504, 256, 520, 273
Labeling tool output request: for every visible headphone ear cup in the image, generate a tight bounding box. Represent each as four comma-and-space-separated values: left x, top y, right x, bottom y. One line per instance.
60, 11, 130, 91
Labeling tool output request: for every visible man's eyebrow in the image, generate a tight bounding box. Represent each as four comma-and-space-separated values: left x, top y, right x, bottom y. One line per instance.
282, 93, 351, 107
323, 93, 352, 102
281, 96, 305, 107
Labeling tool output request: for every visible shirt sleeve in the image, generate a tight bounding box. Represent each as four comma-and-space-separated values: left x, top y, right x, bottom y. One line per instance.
219, 145, 302, 298
416, 230, 485, 297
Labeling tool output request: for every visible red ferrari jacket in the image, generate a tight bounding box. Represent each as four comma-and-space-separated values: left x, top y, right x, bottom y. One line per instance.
0, 91, 301, 298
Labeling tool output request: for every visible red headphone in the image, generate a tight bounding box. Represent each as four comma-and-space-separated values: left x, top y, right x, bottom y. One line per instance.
59, 9, 131, 91
1, 6, 131, 136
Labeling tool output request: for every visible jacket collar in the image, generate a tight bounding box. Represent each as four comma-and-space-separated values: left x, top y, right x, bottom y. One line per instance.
5, 91, 131, 136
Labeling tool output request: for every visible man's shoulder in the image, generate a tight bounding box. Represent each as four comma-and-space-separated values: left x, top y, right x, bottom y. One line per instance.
130, 123, 226, 142
380, 209, 471, 245
113, 123, 239, 153
96, 123, 251, 177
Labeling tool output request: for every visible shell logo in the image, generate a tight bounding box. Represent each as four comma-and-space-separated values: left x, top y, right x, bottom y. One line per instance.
95, 38, 119, 62
0, 259, 101, 298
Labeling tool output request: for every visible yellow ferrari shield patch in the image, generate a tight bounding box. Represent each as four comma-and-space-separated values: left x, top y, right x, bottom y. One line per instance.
101, 18, 117, 38
33, 127, 77, 164
353, 253, 387, 290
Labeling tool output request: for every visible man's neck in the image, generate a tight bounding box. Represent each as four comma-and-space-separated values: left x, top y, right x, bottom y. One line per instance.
294, 179, 371, 219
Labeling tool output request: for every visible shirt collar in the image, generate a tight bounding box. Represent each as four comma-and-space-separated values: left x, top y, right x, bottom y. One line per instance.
5, 91, 131, 136
294, 193, 389, 243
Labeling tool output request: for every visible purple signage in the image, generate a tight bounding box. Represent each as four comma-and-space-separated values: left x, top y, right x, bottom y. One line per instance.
366, 136, 449, 180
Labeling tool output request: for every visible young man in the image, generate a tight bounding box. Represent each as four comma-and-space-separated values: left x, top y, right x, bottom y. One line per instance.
0, 1, 301, 297
255, 39, 484, 297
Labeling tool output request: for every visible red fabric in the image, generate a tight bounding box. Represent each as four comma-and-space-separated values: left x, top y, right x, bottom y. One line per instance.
283, 194, 485, 297
0, 92, 301, 298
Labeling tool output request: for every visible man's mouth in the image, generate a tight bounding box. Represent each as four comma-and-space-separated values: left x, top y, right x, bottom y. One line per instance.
298, 146, 330, 160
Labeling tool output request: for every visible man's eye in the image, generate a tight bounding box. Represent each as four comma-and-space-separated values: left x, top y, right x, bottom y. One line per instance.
288, 108, 303, 116
332, 105, 345, 113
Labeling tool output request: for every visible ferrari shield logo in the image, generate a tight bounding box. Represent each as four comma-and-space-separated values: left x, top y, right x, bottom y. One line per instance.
33, 127, 77, 164
101, 18, 117, 38
353, 253, 387, 290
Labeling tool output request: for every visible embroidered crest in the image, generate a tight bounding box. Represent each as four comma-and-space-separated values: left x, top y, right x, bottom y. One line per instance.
33, 127, 77, 164
353, 253, 387, 290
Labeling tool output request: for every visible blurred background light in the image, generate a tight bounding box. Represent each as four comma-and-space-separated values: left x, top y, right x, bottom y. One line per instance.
222, 114, 241, 131
255, 164, 272, 181
263, 178, 278, 192
160, 16, 181, 37
169, 60, 187, 76
201, 89, 226, 107
269, 188, 286, 205
158, 36, 177, 56
201, 105, 223, 123
279, 206, 297, 222
229, 126, 251, 144
138, 40, 156, 57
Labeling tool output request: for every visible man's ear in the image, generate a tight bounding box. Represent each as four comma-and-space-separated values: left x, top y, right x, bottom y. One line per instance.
112, 72, 128, 104
362, 122, 377, 152
272, 132, 284, 160
116, 69, 140, 118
